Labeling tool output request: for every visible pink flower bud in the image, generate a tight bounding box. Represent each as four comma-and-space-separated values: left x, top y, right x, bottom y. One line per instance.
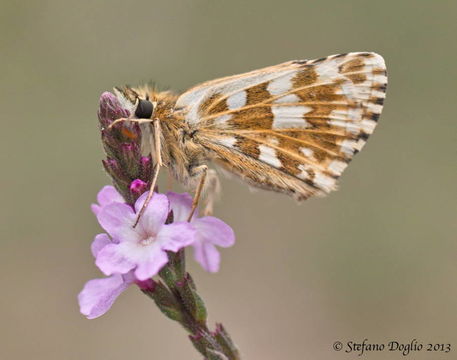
135, 278, 156, 291
130, 179, 148, 196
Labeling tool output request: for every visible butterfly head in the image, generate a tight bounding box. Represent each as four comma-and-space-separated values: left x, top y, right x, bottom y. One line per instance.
113, 86, 156, 119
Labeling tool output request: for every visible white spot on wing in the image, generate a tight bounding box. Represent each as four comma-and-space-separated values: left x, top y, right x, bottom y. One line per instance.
331, 107, 362, 121
335, 81, 354, 96
314, 59, 340, 80
213, 114, 232, 125
340, 139, 358, 156
361, 119, 377, 134
327, 160, 348, 176
356, 139, 366, 150
329, 119, 360, 134
267, 72, 296, 95
300, 147, 314, 158
314, 172, 336, 192
373, 74, 387, 84
348, 107, 363, 120
297, 164, 310, 180
226, 91, 247, 110
371, 90, 386, 98
217, 136, 237, 148
258, 145, 281, 168
366, 103, 383, 113
335, 80, 372, 100
272, 105, 312, 129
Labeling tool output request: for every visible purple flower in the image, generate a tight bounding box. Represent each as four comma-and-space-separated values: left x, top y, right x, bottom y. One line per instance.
91, 185, 124, 216
167, 192, 235, 273
79, 186, 234, 319
79, 233, 155, 319
95, 192, 196, 280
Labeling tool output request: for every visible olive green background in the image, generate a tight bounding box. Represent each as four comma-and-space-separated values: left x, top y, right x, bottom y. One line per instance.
1, 1, 456, 359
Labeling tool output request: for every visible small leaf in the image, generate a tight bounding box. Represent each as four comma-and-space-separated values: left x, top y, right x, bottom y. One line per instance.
177, 274, 207, 324
142, 281, 183, 323
213, 323, 240, 359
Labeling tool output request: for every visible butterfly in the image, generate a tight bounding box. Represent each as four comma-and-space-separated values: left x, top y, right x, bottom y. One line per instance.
112, 52, 387, 222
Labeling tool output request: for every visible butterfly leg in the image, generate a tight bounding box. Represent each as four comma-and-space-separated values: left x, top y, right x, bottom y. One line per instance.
187, 165, 208, 222
108, 117, 152, 129
133, 118, 162, 227
201, 169, 220, 216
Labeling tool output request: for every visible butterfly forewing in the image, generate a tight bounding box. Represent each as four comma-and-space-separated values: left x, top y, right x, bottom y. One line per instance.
176, 52, 387, 200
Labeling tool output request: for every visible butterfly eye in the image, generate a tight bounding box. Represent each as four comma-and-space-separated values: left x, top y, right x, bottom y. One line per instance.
135, 99, 154, 119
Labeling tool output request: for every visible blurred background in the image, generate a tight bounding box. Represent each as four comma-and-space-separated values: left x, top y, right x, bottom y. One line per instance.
1, 1, 456, 359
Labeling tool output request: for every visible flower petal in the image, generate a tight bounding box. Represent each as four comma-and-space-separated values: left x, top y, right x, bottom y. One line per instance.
97, 186, 124, 207
91, 204, 102, 216
78, 274, 132, 319
134, 192, 169, 234
134, 246, 169, 280
193, 241, 221, 273
166, 192, 195, 222
97, 202, 136, 240
95, 243, 136, 276
157, 222, 196, 252
91, 186, 124, 216
193, 217, 235, 247
91, 233, 112, 258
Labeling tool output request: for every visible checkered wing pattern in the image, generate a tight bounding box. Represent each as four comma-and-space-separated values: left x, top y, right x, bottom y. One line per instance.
175, 52, 387, 199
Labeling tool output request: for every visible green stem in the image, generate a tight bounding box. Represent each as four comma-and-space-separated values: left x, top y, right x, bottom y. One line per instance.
143, 249, 240, 360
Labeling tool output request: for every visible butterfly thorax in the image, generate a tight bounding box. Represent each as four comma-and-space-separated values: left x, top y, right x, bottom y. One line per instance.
160, 118, 207, 186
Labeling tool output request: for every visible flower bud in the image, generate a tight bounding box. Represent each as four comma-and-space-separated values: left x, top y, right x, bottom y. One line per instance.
98, 92, 130, 128
135, 278, 156, 291
213, 323, 240, 359
129, 179, 148, 198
